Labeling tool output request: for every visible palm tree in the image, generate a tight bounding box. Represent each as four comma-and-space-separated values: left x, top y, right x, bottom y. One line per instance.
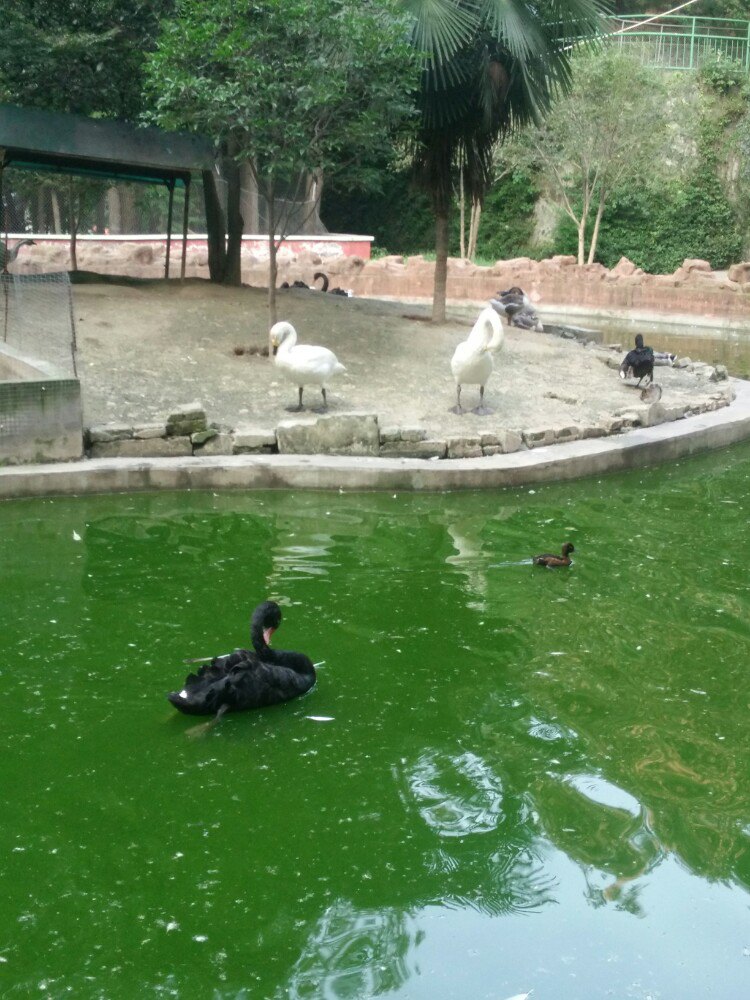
406, 0, 606, 322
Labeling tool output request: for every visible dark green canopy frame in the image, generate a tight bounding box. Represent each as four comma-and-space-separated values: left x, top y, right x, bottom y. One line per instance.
0, 104, 216, 278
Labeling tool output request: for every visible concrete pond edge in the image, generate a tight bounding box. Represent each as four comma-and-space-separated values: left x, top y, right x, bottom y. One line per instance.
2, 378, 750, 499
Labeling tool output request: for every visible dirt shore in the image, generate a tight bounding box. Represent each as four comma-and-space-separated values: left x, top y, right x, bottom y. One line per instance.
69, 277, 727, 436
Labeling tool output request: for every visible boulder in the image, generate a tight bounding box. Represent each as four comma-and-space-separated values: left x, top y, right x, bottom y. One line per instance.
276, 412, 379, 456
446, 436, 483, 459
88, 422, 133, 443
681, 258, 712, 273
166, 402, 207, 437
232, 426, 277, 453
522, 427, 556, 449
133, 423, 167, 439
727, 261, 750, 283
193, 432, 233, 455
610, 256, 641, 278
380, 426, 428, 444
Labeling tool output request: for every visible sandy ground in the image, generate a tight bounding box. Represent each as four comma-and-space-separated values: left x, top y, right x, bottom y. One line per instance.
67, 277, 720, 434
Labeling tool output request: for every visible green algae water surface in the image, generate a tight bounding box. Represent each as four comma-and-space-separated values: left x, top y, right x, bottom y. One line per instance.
2, 446, 750, 999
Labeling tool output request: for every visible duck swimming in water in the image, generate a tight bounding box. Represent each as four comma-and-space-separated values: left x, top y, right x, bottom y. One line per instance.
167, 601, 316, 719
533, 542, 575, 568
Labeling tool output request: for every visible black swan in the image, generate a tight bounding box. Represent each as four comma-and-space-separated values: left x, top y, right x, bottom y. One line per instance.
314, 271, 350, 296
619, 335, 654, 386
167, 601, 316, 718
1, 238, 36, 272
533, 542, 575, 568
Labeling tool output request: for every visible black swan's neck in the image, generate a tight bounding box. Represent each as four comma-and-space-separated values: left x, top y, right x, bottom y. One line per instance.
250, 621, 314, 676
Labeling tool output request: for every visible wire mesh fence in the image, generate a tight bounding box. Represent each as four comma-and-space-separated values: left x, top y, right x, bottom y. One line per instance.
1, 271, 77, 377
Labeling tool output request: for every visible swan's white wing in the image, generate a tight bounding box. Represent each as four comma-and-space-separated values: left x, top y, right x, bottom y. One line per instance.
277, 344, 345, 383
451, 341, 493, 385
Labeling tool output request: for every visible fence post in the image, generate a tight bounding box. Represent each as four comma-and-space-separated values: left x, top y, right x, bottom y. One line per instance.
689, 17, 696, 69
745, 20, 750, 72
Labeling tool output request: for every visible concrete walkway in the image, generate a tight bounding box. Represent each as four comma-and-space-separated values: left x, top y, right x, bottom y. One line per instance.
2, 378, 750, 499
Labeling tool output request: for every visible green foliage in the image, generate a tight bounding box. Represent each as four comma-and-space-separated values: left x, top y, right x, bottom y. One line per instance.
322, 169, 433, 255
455, 168, 541, 261
145, 0, 418, 190
323, 163, 541, 259
0, 0, 173, 120
552, 177, 743, 273
699, 52, 748, 97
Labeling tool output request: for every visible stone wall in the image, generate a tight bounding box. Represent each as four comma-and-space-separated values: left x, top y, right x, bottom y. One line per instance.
87, 375, 734, 464
11, 243, 750, 322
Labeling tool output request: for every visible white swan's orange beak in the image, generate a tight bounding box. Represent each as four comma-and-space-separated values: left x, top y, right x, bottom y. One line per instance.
263, 626, 276, 645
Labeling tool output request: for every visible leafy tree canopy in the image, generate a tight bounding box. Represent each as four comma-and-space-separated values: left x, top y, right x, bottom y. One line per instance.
0, 1, 174, 119
145, 0, 418, 189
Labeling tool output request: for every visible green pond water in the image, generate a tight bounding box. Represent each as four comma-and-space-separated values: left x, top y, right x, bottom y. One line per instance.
2, 447, 750, 1000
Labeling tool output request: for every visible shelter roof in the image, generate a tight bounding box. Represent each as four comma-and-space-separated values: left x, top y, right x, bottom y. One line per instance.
0, 104, 215, 186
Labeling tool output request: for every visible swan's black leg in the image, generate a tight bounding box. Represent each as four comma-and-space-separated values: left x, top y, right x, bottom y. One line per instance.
472, 384, 495, 416
312, 387, 328, 414
286, 386, 304, 412
449, 384, 464, 415
185, 703, 230, 739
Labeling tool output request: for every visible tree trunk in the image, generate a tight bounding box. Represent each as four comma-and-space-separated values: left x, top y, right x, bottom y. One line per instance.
468, 200, 482, 261
223, 152, 243, 286
107, 187, 122, 234
120, 187, 137, 233
267, 177, 278, 342
459, 168, 466, 260
239, 162, 259, 234
202, 169, 226, 283
35, 189, 46, 233
51, 188, 62, 234
577, 221, 586, 266
587, 194, 606, 265
432, 208, 449, 323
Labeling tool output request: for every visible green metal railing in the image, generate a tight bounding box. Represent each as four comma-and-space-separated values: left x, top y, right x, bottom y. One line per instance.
605, 14, 750, 71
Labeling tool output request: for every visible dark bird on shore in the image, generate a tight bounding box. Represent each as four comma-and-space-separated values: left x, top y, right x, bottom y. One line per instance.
533, 542, 575, 568
314, 271, 351, 296
490, 286, 542, 331
280, 279, 310, 289
167, 601, 316, 720
1, 239, 36, 272
619, 334, 654, 386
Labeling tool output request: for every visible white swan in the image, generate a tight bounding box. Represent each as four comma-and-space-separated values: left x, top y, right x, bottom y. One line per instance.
270, 321, 346, 412
449, 307, 504, 415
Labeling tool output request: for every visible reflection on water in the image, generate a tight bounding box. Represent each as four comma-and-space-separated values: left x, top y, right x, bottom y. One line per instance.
401, 750, 505, 837
2, 449, 750, 998
282, 900, 417, 1000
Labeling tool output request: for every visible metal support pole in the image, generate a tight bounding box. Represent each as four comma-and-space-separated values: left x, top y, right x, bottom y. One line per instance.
165, 179, 175, 279
689, 17, 696, 69
180, 177, 191, 283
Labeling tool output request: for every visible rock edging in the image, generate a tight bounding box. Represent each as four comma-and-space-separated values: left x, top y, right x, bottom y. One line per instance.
84, 373, 735, 463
